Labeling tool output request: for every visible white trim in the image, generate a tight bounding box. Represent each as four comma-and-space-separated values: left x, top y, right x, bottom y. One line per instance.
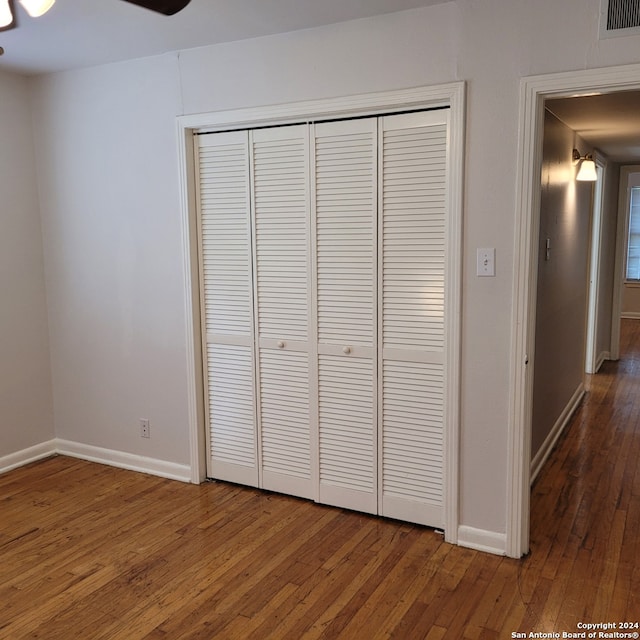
56, 439, 192, 482
443, 85, 465, 546
0, 440, 57, 475
530, 384, 585, 484
614, 166, 640, 350
507, 75, 543, 560
178, 83, 462, 132
176, 119, 207, 484
509, 62, 640, 559
1, 439, 191, 482
177, 82, 465, 542
585, 160, 606, 375
611, 178, 626, 361
457, 526, 506, 556
594, 350, 610, 372
621, 311, 640, 319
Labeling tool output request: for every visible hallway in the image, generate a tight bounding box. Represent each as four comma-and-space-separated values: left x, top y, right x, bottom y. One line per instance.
523, 317, 640, 630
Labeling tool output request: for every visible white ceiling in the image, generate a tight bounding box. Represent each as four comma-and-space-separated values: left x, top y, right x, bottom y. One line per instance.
546, 91, 640, 164
0, 0, 451, 75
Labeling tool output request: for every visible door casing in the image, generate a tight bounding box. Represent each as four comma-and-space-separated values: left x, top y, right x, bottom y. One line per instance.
508, 63, 640, 558
176, 82, 465, 545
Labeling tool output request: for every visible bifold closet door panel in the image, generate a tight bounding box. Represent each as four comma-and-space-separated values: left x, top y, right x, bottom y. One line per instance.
197, 130, 259, 487
313, 118, 378, 514
379, 110, 449, 527
251, 125, 314, 499
196, 110, 453, 529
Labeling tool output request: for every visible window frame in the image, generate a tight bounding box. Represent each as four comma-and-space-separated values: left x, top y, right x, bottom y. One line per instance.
624, 179, 640, 283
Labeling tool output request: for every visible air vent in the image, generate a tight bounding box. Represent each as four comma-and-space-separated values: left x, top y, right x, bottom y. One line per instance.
600, 0, 640, 38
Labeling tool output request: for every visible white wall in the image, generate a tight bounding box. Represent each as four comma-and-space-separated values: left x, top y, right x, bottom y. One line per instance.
0, 70, 53, 459
28, 0, 640, 543
178, 4, 458, 113
31, 56, 190, 465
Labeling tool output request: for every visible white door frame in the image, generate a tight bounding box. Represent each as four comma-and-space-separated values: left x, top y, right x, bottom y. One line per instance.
176, 83, 465, 545
508, 62, 640, 558
585, 159, 606, 374
612, 165, 640, 354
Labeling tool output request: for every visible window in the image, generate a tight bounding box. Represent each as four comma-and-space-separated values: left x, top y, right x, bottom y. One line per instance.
626, 186, 640, 280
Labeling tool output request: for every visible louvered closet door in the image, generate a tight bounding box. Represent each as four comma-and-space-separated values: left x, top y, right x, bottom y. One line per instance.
196, 131, 258, 486
313, 118, 378, 514
251, 126, 314, 499
379, 110, 449, 528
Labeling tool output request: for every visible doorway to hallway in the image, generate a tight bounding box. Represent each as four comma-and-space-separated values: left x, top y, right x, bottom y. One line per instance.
508, 62, 640, 558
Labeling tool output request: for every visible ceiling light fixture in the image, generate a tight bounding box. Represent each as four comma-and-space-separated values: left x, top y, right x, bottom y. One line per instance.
1, 0, 189, 33
0, 0, 13, 28
0, 0, 54, 29
572, 148, 598, 182
19, 0, 55, 17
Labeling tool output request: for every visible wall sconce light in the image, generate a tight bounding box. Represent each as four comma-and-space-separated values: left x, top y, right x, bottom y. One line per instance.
572, 149, 597, 182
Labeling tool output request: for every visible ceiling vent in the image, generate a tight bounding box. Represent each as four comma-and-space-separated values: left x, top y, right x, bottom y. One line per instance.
600, 0, 640, 38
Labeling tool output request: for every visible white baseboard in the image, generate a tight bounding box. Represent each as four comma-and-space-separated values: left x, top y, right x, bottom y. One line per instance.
530, 383, 585, 484
621, 312, 640, 319
55, 439, 192, 482
594, 350, 610, 373
0, 439, 192, 483
457, 525, 506, 556
0, 439, 57, 475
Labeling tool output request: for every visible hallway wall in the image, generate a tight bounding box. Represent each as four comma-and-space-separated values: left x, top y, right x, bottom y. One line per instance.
532, 111, 593, 461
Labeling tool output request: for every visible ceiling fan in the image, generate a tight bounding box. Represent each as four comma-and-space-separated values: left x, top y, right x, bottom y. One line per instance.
0, 0, 191, 30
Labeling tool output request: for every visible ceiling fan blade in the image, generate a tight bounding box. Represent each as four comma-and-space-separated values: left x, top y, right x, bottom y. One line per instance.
120, 0, 191, 16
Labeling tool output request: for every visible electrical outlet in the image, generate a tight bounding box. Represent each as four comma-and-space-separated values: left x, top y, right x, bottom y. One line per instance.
140, 418, 150, 438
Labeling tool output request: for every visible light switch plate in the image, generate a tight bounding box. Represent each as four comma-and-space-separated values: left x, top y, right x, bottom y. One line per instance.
477, 248, 496, 277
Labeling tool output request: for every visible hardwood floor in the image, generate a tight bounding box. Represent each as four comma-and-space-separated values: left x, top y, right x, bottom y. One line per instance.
1, 321, 639, 639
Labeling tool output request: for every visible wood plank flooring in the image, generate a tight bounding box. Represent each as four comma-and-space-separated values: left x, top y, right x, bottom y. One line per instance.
1, 320, 639, 638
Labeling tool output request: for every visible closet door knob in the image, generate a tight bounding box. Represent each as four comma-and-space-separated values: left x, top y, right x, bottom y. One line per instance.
277, 341, 285, 349
343, 346, 351, 355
